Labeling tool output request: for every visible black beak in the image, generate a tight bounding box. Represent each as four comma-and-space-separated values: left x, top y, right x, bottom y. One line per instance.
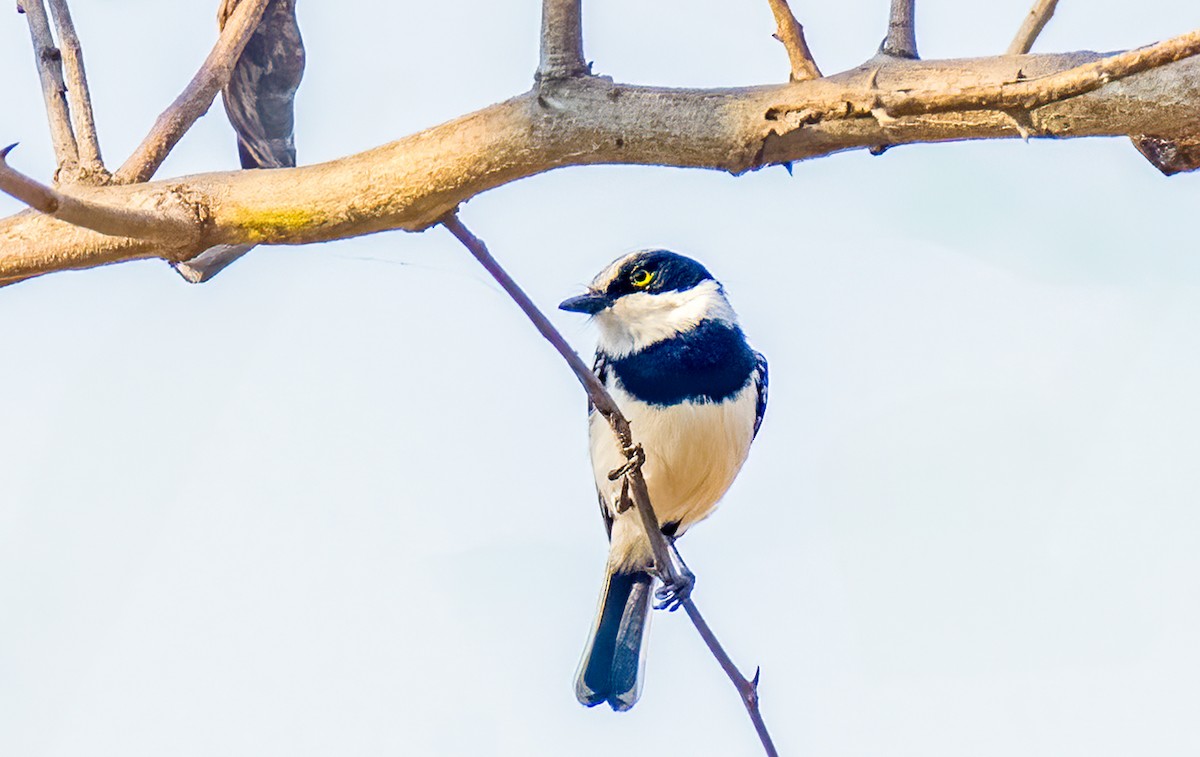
558, 291, 609, 315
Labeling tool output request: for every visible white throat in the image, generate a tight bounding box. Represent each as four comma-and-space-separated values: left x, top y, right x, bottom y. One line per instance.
594, 279, 737, 358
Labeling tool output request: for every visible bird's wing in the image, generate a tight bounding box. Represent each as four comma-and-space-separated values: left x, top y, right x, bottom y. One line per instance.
588, 352, 610, 415
220, 0, 305, 170
598, 488, 614, 538
752, 351, 768, 439
176, 0, 305, 283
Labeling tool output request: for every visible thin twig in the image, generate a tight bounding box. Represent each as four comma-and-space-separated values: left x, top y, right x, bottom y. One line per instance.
19, 0, 79, 175
538, 0, 587, 80
684, 602, 778, 757
884, 27, 1200, 117
441, 213, 777, 757
0, 144, 198, 242
113, 0, 271, 184
45, 0, 104, 179
880, 0, 918, 59
442, 214, 681, 590
1007, 0, 1060, 56
766, 0, 821, 81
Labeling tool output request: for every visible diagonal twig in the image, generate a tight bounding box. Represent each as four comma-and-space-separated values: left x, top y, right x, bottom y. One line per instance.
113, 0, 271, 184
0, 144, 199, 243
1008, 0, 1060, 56
880, 0, 918, 59
45, 0, 104, 179
766, 0, 821, 81
440, 213, 778, 757
439, 214, 677, 587
882, 28, 1200, 118
538, 0, 588, 80
18, 0, 79, 176
683, 603, 777, 757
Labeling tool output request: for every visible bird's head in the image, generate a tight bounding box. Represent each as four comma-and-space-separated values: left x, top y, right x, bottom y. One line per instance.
559, 250, 737, 358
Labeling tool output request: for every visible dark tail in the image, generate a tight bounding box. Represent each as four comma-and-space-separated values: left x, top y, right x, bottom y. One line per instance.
574, 568, 653, 711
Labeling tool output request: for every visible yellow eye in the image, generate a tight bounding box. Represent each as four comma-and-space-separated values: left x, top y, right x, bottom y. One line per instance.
630, 269, 653, 288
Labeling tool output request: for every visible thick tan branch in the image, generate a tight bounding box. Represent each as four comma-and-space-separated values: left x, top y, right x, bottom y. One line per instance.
19, 0, 79, 175
1008, 0, 1059, 56
114, 0, 270, 184
885, 28, 1200, 118
46, 0, 104, 180
4, 48, 1200, 281
766, 0, 821, 81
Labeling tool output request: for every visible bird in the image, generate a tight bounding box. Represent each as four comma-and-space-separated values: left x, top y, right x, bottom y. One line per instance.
173, 0, 305, 284
559, 249, 768, 712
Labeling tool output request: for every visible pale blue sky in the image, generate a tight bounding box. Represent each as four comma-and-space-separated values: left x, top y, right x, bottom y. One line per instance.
3, 2, 1200, 756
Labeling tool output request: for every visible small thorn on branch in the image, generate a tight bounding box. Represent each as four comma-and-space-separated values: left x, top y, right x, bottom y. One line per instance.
1003, 109, 1035, 140
0, 143, 58, 213
1007, 0, 1059, 56
880, 0, 918, 59
683, 602, 778, 757
765, 0, 821, 81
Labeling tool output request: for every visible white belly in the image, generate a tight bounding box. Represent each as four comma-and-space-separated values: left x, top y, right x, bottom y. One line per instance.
589, 381, 758, 571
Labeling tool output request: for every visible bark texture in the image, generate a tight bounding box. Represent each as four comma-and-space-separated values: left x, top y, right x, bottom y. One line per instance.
3, 50, 1200, 281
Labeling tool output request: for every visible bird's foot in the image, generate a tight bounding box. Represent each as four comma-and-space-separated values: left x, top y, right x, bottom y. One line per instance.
607, 443, 645, 481
653, 564, 695, 612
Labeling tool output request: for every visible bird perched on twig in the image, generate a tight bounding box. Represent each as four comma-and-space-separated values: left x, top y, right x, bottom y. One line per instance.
560, 250, 768, 711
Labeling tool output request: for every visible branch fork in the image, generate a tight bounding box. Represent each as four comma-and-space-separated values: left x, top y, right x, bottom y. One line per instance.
0, 144, 200, 244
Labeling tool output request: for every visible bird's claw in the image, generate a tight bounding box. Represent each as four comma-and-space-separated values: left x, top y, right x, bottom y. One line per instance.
653, 570, 695, 612
607, 443, 646, 481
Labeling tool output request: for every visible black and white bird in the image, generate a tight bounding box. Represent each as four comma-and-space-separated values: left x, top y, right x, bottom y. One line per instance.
559, 250, 768, 711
